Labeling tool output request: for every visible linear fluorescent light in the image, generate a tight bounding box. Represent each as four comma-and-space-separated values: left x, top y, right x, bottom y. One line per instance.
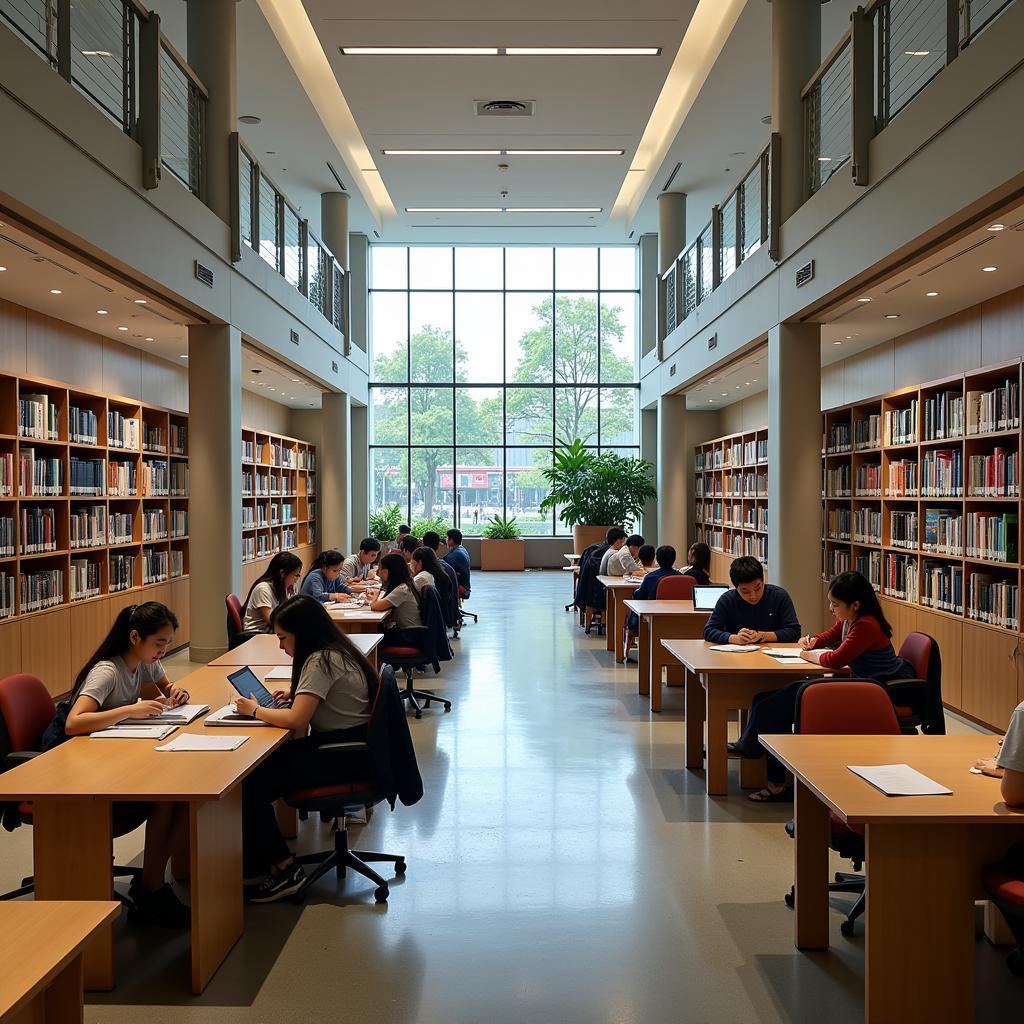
341, 46, 659, 56
384, 148, 624, 156
342, 47, 499, 55
505, 149, 624, 156
383, 149, 502, 156
505, 47, 660, 56
507, 207, 602, 213
405, 207, 503, 213
404, 207, 601, 214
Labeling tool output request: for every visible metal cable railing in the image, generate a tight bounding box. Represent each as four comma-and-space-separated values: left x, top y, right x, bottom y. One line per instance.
719, 192, 738, 283
804, 33, 853, 195
962, 0, 1016, 43
698, 222, 714, 303
878, 0, 948, 125
0, 0, 54, 61
740, 159, 764, 261
70, 0, 134, 132
159, 39, 205, 195
283, 202, 301, 288
664, 265, 678, 336
682, 244, 698, 319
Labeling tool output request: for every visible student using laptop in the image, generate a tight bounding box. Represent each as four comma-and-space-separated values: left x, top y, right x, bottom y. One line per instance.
703, 555, 800, 646
234, 595, 377, 902
299, 549, 353, 604
47, 602, 190, 926
242, 551, 303, 632
606, 534, 645, 577
622, 545, 680, 659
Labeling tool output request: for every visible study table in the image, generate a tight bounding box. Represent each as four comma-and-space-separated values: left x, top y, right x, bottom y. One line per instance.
597, 576, 642, 659
210, 632, 385, 671
659, 641, 833, 795
0, 665, 292, 995
325, 606, 393, 634
0, 901, 120, 1023
622, 600, 711, 710
760, 733, 1024, 1023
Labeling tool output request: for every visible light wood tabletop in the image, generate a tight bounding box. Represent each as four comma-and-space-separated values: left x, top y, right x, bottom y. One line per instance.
0, 665, 292, 996
596, 575, 645, 656
759, 733, 1024, 1023
325, 606, 393, 634
0, 901, 120, 1022
622, 601, 710, 709
210, 632, 384, 668
660, 641, 832, 795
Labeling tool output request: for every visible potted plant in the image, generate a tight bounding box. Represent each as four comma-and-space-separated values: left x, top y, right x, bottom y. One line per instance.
480, 514, 525, 571
368, 502, 402, 543
411, 514, 451, 554
539, 439, 657, 553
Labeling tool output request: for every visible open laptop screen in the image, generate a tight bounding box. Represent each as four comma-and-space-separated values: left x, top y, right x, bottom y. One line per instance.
692, 585, 730, 611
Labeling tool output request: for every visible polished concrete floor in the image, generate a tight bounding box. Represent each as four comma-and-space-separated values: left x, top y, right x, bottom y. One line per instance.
1, 571, 1020, 1022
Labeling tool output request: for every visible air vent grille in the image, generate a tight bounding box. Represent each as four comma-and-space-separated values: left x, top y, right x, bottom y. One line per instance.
194, 261, 215, 288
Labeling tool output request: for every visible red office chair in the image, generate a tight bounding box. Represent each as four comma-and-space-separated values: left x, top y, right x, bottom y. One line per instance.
982, 852, 1024, 978
656, 575, 696, 600
783, 679, 902, 936
226, 594, 244, 647
889, 631, 945, 734
0, 674, 141, 901
284, 667, 422, 904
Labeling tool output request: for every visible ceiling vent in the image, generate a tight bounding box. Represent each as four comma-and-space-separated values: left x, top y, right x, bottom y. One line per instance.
475, 99, 534, 117
919, 236, 992, 277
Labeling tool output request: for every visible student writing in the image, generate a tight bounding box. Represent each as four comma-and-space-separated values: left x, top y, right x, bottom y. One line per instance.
241, 551, 303, 633
299, 549, 353, 604
606, 534, 646, 576
342, 538, 382, 591
369, 553, 426, 642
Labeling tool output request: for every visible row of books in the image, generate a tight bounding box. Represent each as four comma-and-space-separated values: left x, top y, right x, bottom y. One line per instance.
825, 465, 851, 497
744, 534, 767, 562
921, 448, 962, 496
924, 390, 964, 441
143, 424, 167, 453
170, 463, 188, 496
826, 547, 851, 577
884, 401, 919, 447
69, 406, 99, 445
889, 511, 917, 549
742, 439, 768, 464
71, 506, 106, 549
19, 506, 58, 554
281, 527, 297, 550
826, 422, 852, 455
110, 554, 136, 592
722, 445, 744, 468
70, 558, 102, 601
853, 508, 882, 545
109, 512, 134, 545
968, 575, 1019, 630
0, 571, 13, 618
743, 505, 768, 531
966, 512, 1018, 563
855, 550, 882, 589
18, 394, 59, 441
886, 458, 918, 496
107, 411, 140, 450
0, 452, 11, 497
107, 460, 137, 496
921, 561, 963, 614
18, 449, 63, 496
139, 461, 169, 497
242, 506, 255, 528
855, 464, 881, 496
0, 516, 13, 557
171, 510, 188, 537
69, 457, 105, 496
966, 381, 1019, 435
142, 509, 167, 542
923, 508, 962, 554
884, 553, 918, 601
21, 569, 63, 612
966, 449, 1019, 497
854, 414, 882, 450
170, 424, 187, 456
143, 547, 169, 585
826, 507, 851, 541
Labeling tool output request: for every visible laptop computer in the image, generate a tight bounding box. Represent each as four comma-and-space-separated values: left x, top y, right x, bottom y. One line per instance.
692, 585, 730, 611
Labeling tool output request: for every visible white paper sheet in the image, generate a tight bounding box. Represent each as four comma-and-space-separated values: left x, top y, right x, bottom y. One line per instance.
156, 734, 249, 752
848, 763, 953, 796
204, 705, 270, 727
772, 657, 807, 666
91, 724, 177, 740
709, 644, 759, 653
264, 666, 292, 681
763, 648, 804, 658
124, 703, 209, 724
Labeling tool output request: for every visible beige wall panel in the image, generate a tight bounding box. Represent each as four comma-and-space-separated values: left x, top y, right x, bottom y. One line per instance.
722, 392, 768, 434
102, 338, 143, 400
893, 308, 980, 388
26, 311, 103, 390
20, 608, 73, 697
242, 391, 291, 434
841, 341, 895, 406
981, 286, 1024, 366
0, 620, 23, 681
141, 355, 188, 412
0, 298, 27, 375
821, 362, 844, 409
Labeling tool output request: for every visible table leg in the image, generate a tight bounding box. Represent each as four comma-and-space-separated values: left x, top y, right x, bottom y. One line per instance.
684, 669, 705, 769
189, 788, 244, 994
739, 753, 768, 790
605, 589, 614, 652
367, 648, 378, 673
864, 823, 974, 1022
705, 687, 730, 795
614, 593, 626, 664
33, 798, 115, 991
44, 951, 84, 1022
637, 616, 651, 697
793, 780, 830, 951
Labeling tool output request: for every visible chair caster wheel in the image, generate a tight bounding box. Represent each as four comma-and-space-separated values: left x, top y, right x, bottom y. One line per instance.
840, 920, 856, 937
784, 887, 794, 909
395, 859, 407, 875
374, 886, 389, 903
423, 699, 431, 707
443, 702, 452, 712
414, 710, 422, 719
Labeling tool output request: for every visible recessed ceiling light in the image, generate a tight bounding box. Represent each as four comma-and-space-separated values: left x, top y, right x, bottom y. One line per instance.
179, 354, 188, 359
884, 313, 901, 319
721, 393, 727, 397
405, 207, 502, 213
708, 399, 713, 404
857, 297, 872, 303
0, 266, 7, 272
269, 387, 276, 391
291, 378, 300, 382
751, 379, 757, 383
117, 326, 129, 331
987, 223, 1005, 231
134, 298, 147, 305
904, 50, 930, 56
926, 291, 939, 297
834, 340, 842, 345
239, 115, 262, 125
49, 289, 62, 295
96, 309, 108, 315
745, 381, 751, 386
505, 149, 625, 156
983, 266, 998, 272
341, 46, 660, 56
384, 149, 502, 156
144, 336, 154, 342
507, 207, 602, 213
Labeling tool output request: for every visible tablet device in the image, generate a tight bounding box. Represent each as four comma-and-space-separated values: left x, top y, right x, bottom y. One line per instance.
227, 667, 277, 709
693, 585, 730, 611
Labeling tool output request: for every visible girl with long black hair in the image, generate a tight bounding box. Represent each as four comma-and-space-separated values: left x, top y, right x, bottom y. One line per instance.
369, 552, 425, 641
410, 545, 452, 601
234, 595, 377, 902
299, 549, 353, 604
51, 602, 190, 926
241, 550, 303, 632
680, 542, 713, 585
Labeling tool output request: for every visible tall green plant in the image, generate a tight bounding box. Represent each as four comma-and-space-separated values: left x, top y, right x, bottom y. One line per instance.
411, 513, 451, 539
482, 514, 523, 540
539, 439, 656, 530
368, 503, 402, 542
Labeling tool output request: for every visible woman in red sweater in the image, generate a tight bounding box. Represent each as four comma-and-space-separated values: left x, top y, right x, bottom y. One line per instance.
734, 571, 913, 802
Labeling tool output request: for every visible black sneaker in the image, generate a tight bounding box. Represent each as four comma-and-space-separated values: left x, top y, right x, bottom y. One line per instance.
248, 863, 307, 904
128, 880, 190, 927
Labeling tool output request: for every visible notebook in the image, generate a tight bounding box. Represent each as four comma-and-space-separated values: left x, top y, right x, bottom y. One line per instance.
205, 705, 270, 727
124, 703, 209, 725
693, 585, 730, 611
156, 734, 249, 752
91, 724, 177, 740
264, 666, 292, 681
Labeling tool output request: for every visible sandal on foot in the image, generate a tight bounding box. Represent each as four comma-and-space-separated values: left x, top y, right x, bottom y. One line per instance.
747, 786, 793, 803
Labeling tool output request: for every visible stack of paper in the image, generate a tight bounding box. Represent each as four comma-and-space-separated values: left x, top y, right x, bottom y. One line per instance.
264, 666, 292, 681
92, 724, 177, 740
124, 703, 209, 724
709, 643, 759, 653
848, 763, 953, 796
156, 734, 249, 752
762, 648, 809, 665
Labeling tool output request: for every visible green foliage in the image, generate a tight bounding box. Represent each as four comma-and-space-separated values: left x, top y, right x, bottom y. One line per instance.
482, 514, 523, 540
368, 503, 402, 542
410, 513, 451, 538
539, 439, 656, 529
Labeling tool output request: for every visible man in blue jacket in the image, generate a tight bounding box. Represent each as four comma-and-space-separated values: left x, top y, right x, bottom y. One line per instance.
443, 528, 472, 595
703, 556, 801, 645
623, 545, 680, 659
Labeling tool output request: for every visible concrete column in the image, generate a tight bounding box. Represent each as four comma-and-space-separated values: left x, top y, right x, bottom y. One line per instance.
640, 405, 659, 541
187, 0, 237, 222
349, 403, 369, 542
187, 323, 242, 661
348, 234, 369, 354
768, 321, 822, 632
657, 192, 687, 274
771, 0, 821, 222
639, 233, 659, 358
319, 391, 351, 552
320, 193, 350, 270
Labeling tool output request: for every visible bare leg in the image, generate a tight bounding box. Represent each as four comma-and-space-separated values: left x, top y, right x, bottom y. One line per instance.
141, 802, 186, 890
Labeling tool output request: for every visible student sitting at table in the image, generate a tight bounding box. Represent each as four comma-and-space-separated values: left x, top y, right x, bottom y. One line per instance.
341, 538, 381, 590
369, 552, 425, 642
622, 545, 680, 659
47, 602, 190, 926
398, 534, 420, 564
606, 534, 645, 577
732, 570, 913, 803
242, 551, 303, 633
300, 549, 354, 604
443, 529, 472, 595
636, 544, 656, 573
421, 530, 444, 555
235, 595, 377, 902
973, 698, 1024, 807
411, 545, 452, 602
703, 555, 800, 646
598, 527, 628, 575
679, 542, 713, 585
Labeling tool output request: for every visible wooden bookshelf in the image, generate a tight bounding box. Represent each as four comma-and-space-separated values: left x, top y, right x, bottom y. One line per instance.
820, 358, 1023, 730
241, 427, 317, 590
0, 371, 190, 693
694, 427, 768, 582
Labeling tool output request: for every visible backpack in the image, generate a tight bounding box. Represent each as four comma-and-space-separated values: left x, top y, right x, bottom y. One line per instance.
40, 697, 73, 751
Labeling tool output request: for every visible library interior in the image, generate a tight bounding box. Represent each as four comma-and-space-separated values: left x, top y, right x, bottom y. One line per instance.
2, 1, 1024, 1022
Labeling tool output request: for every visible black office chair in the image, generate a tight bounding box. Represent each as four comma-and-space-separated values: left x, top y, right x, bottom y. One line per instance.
285, 667, 423, 903
457, 584, 477, 625
379, 586, 454, 718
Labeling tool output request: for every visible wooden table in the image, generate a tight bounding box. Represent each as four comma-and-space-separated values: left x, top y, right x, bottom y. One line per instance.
597, 576, 644, 657
623, 600, 711, 711
564, 553, 581, 564
326, 606, 393, 634
0, 901, 120, 1023
660, 641, 833, 795
0, 666, 291, 995
210, 632, 384, 671
761, 734, 1024, 1023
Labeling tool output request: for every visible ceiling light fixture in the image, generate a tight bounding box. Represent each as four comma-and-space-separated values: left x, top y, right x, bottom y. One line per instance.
134, 299, 147, 305
117, 326, 129, 331
987, 223, 1005, 232
291, 378, 301, 382
384, 148, 624, 156
145, 336, 154, 342
49, 289, 62, 295
857, 297, 872, 302
505, 149, 624, 156
383, 149, 502, 156
983, 266, 998, 272
721, 392, 727, 397
904, 50, 930, 56
341, 46, 660, 56
884, 313, 901, 319
96, 309, 108, 315
0, 267, 6, 272
926, 291, 939, 297
834, 340, 842, 345
239, 114, 262, 125
405, 207, 502, 213
817, 156, 832, 162
507, 207, 602, 213
343, 46, 499, 55
81, 49, 113, 57
505, 47, 661, 56
179, 354, 188, 359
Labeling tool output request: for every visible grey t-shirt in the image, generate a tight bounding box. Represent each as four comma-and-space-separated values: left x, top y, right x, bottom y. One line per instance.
242, 580, 277, 633
295, 649, 370, 733
341, 553, 371, 583
412, 570, 434, 591
78, 655, 165, 711
598, 547, 617, 576
606, 548, 640, 576
997, 699, 1024, 773
383, 585, 422, 630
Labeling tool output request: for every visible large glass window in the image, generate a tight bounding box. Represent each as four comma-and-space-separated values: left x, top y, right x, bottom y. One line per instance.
368, 246, 639, 536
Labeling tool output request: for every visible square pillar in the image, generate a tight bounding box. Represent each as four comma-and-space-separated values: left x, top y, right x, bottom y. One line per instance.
319, 391, 351, 552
